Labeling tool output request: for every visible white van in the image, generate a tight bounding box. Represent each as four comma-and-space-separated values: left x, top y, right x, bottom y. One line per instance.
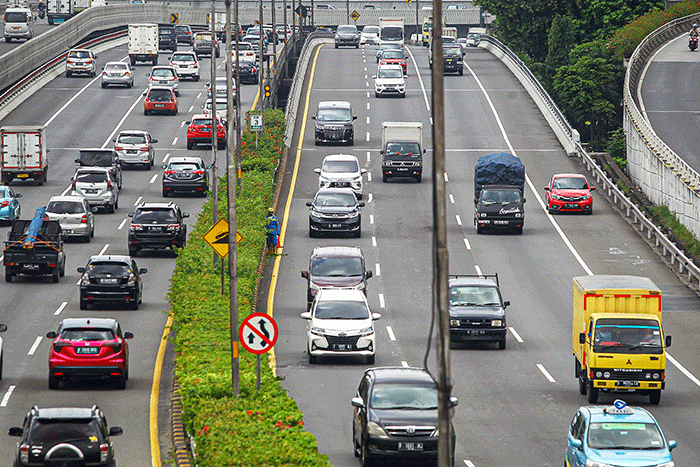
3, 7, 34, 42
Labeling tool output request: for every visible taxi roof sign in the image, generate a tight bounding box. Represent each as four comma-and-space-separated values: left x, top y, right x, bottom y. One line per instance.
603, 399, 634, 415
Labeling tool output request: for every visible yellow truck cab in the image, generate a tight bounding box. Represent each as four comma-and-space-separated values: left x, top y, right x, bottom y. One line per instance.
572, 275, 671, 405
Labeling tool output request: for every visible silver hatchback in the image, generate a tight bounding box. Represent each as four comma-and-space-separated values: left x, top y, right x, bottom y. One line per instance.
70, 167, 119, 213
45, 195, 96, 242
101, 61, 134, 88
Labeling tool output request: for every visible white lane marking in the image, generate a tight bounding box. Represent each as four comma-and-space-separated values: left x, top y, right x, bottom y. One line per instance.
366, 132, 370, 142
406, 47, 431, 111
378, 293, 385, 308
474, 265, 482, 276
375, 263, 380, 276
367, 172, 372, 182
366, 116, 370, 124
667, 354, 700, 387
444, 172, 449, 182
101, 89, 148, 148
370, 214, 374, 224
509, 327, 524, 343
149, 174, 158, 184
99, 244, 109, 256
372, 236, 377, 247
455, 215, 462, 226
1, 386, 15, 407
449, 194, 455, 204
463, 238, 471, 250
464, 461, 477, 467
537, 364, 556, 383
364, 67, 367, 72
172, 137, 178, 146
368, 193, 373, 203
0, 255, 3, 262
188, 105, 194, 112
367, 102, 370, 110
366, 81, 369, 87
364, 74, 367, 79
180, 121, 186, 128
367, 91, 370, 98
367, 151, 371, 163
53, 302, 68, 316
44, 72, 103, 127
197, 92, 202, 99
386, 326, 396, 341
401, 361, 409, 368
118, 218, 128, 230
134, 196, 143, 206
430, 117, 433, 125
28, 336, 42, 355
162, 152, 171, 163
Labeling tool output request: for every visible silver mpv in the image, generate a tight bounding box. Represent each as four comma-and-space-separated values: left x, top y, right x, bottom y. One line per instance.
70, 167, 119, 213
44, 195, 96, 242
113, 130, 157, 169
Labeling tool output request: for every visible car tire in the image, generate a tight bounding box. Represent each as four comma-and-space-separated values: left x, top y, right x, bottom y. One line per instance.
162, 188, 168, 197
129, 246, 138, 257
515, 226, 523, 235
361, 440, 373, 467
366, 354, 374, 364
128, 81, 133, 88
101, 82, 107, 88
80, 296, 89, 310
0, 353, 3, 380
498, 339, 506, 350
5, 37, 10, 43
90, 225, 95, 238
48, 374, 60, 390
130, 299, 139, 310
60, 262, 65, 277
649, 390, 661, 405
415, 174, 422, 183
353, 426, 361, 457
187, 141, 194, 150
309, 228, 316, 238
458, 68, 463, 76
83, 232, 90, 243
144, 109, 149, 116
308, 352, 317, 364
476, 224, 484, 234
114, 375, 127, 390
66, 70, 71, 77
354, 226, 361, 238
194, 75, 200, 82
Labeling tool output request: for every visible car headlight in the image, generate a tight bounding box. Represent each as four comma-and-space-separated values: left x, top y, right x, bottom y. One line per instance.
310, 326, 325, 336
127, 273, 137, 285
367, 421, 388, 438
310, 209, 322, 219
430, 428, 439, 437
583, 194, 591, 200
309, 282, 320, 291
450, 319, 460, 326
586, 461, 615, 467
491, 320, 503, 327
348, 210, 360, 218
479, 213, 487, 218
514, 213, 523, 218
80, 274, 90, 285
552, 194, 566, 201
357, 326, 374, 337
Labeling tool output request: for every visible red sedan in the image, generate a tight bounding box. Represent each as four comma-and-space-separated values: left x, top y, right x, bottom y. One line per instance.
544, 173, 595, 214
186, 114, 226, 150
46, 317, 133, 389
379, 50, 407, 75
143, 86, 178, 115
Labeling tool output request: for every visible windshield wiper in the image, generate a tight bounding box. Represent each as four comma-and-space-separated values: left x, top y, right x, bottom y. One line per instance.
627, 343, 662, 351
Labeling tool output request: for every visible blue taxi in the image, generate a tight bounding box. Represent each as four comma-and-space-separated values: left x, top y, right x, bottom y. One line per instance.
566, 400, 676, 467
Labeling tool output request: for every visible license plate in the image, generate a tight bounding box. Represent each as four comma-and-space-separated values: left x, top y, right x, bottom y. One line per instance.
149, 226, 161, 232
396, 168, 408, 171
100, 278, 118, 284
22, 264, 39, 270
616, 380, 640, 387
75, 347, 100, 354
333, 344, 352, 351
17, 173, 29, 178
565, 203, 579, 208
398, 442, 423, 451
158, 80, 167, 85
155, 104, 165, 108
330, 224, 342, 228
12, 27, 20, 30
85, 189, 97, 194
494, 220, 509, 225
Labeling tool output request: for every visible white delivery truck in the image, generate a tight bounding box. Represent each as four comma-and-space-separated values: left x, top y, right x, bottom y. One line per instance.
379, 18, 404, 47
73, 0, 92, 14
380, 122, 424, 183
47, 0, 72, 25
1, 126, 48, 185
128, 23, 159, 65
443, 26, 457, 42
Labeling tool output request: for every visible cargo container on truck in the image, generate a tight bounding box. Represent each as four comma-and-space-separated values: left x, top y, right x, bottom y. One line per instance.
1, 126, 48, 185
47, 0, 72, 24
473, 152, 525, 234
379, 18, 403, 48
380, 122, 423, 183
128, 23, 159, 65
572, 275, 671, 405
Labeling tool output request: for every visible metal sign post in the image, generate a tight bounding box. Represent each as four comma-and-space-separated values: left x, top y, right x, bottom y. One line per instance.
239, 312, 278, 391
249, 112, 264, 148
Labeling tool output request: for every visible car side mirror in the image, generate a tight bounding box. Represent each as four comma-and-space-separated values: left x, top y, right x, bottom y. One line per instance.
300, 312, 311, 320
668, 440, 677, 450
353, 115, 357, 120
91, 207, 98, 213
161, 164, 167, 169
124, 332, 134, 339
503, 300, 510, 308
449, 396, 458, 407
75, 158, 81, 163
183, 213, 190, 218
77, 267, 85, 273
351, 397, 364, 408
109, 427, 123, 436
371, 75, 376, 79
152, 139, 158, 143
102, 66, 105, 70
8, 427, 23, 437
365, 270, 373, 279
313, 168, 321, 174
372, 312, 381, 320
301, 270, 309, 279
665, 335, 672, 348
544, 186, 550, 191
143, 92, 147, 96
311, 115, 316, 120
590, 186, 595, 191
358, 202, 365, 207
523, 198, 526, 203
0, 324, 6, 333
474, 198, 478, 205
15, 193, 22, 198
128, 212, 135, 217
306, 201, 312, 207
579, 332, 586, 344
139, 268, 148, 274
569, 438, 582, 449
46, 331, 57, 338
185, 121, 191, 125
146, 73, 151, 77
423, 149, 426, 153
361, 168, 367, 174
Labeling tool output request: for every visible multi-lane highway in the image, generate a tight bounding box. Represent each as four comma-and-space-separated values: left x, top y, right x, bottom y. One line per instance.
271, 41, 700, 466
0, 42, 259, 464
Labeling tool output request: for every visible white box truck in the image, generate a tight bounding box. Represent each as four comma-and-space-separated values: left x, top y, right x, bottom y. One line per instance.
47, 0, 72, 25
380, 122, 424, 183
1, 126, 48, 185
73, 0, 92, 14
128, 23, 159, 65
379, 18, 404, 47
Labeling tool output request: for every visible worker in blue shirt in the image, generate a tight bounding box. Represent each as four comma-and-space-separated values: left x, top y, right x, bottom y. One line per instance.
265, 208, 280, 254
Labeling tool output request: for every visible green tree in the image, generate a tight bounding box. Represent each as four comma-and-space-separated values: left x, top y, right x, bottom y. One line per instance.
545, 15, 576, 88
574, 0, 664, 42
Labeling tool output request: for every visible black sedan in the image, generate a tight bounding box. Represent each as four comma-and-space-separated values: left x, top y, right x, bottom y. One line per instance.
162, 156, 209, 197
234, 58, 259, 84
77, 255, 147, 310
306, 187, 364, 238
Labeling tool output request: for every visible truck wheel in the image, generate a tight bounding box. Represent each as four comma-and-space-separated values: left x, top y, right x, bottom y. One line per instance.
130, 58, 136, 66
152, 56, 158, 65
52, 268, 59, 283
5, 266, 12, 283
60, 262, 65, 277
578, 374, 587, 395
415, 174, 422, 183
649, 390, 661, 405
458, 68, 463, 76
48, 18, 53, 25
586, 382, 598, 403
574, 357, 580, 378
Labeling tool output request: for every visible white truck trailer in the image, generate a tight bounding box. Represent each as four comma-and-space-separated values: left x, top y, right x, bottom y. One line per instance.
1, 126, 48, 185
128, 23, 159, 65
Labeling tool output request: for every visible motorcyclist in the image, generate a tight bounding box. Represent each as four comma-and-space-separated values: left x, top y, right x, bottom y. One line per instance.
37, 0, 45, 13
690, 23, 699, 37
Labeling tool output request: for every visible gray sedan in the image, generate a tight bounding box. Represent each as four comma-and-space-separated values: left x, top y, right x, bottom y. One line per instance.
101, 61, 134, 88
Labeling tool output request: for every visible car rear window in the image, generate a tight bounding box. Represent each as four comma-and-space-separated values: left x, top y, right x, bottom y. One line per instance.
68, 50, 91, 59
147, 89, 173, 101
60, 327, 115, 341
169, 162, 200, 171
191, 118, 213, 126
79, 151, 113, 166
172, 54, 195, 62
75, 172, 108, 183
132, 208, 178, 223
5, 12, 28, 22
87, 262, 131, 276
29, 419, 101, 443
152, 68, 175, 78
46, 201, 85, 215
105, 63, 127, 72
311, 256, 363, 276
117, 133, 147, 144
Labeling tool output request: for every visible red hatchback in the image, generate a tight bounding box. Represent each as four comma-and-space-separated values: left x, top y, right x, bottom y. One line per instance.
544, 173, 595, 214
143, 86, 178, 115
186, 114, 226, 150
46, 318, 133, 390
379, 49, 407, 75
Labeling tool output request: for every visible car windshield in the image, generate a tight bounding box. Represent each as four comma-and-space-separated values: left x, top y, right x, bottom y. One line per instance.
370, 384, 438, 410
384, 142, 421, 159
147, 89, 173, 101
79, 151, 113, 166
317, 108, 352, 122
323, 160, 358, 173
5, 12, 28, 22
468, 33, 480, 39
105, 63, 127, 72
46, 201, 85, 215
75, 172, 107, 183
380, 26, 403, 42
444, 48, 461, 56
363, 26, 379, 35
29, 419, 102, 443
552, 177, 588, 189
172, 54, 195, 62
311, 256, 363, 276
314, 300, 369, 319
87, 261, 131, 275
315, 192, 356, 207
117, 133, 147, 144
68, 50, 91, 59
337, 26, 357, 34
450, 286, 501, 306
480, 189, 522, 205
382, 51, 403, 59
378, 68, 403, 79
174, 26, 189, 33
593, 319, 663, 354
169, 162, 200, 171
132, 208, 178, 223
587, 422, 665, 450
60, 327, 115, 341
152, 68, 175, 78
0, 187, 12, 198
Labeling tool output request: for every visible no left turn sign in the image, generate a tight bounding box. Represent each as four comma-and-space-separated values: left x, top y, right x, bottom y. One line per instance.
239, 313, 278, 354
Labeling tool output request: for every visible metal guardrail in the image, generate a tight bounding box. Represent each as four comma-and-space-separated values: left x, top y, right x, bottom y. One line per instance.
481, 34, 700, 287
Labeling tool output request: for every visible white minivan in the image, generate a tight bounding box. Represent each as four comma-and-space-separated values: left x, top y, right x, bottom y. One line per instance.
3, 7, 34, 42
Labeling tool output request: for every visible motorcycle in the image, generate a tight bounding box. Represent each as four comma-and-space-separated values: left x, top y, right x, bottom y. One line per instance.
38, 9, 45, 19
37, 4, 45, 19
690, 34, 698, 51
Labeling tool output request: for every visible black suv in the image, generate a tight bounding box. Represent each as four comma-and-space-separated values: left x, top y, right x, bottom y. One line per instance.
9, 405, 123, 467
312, 100, 356, 145
351, 367, 457, 466
127, 202, 189, 256
448, 273, 509, 349
306, 187, 364, 238
301, 246, 373, 309
158, 24, 177, 52
174, 24, 193, 44
161, 156, 209, 197
77, 255, 147, 310
443, 44, 464, 75
75, 148, 123, 190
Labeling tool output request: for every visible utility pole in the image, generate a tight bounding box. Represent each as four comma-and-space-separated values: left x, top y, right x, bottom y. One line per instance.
235, 0, 242, 185
225, 0, 240, 398
431, 0, 453, 466
346, 0, 349, 24
415, 0, 419, 46
210, 0, 219, 269
259, 0, 264, 109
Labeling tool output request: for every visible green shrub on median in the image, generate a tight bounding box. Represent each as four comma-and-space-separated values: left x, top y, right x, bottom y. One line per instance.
168, 107, 332, 466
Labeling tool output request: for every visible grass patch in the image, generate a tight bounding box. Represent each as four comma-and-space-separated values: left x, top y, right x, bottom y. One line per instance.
648, 205, 700, 258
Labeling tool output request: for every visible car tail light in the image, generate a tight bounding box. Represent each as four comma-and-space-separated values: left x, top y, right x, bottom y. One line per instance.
139, 147, 149, 151
114, 145, 123, 151
100, 444, 109, 463
252, 67, 257, 73
170, 61, 174, 66
0, 201, 9, 208
20, 444, 29, 464
104, 341, 122, 351
102, 71, 108, 76
192, 170, 204, 174
106, 180, 112, 188
2, 13, 6, 22
167, 224, 180, 230
164, 170, 175, 175
81, 214, 88, 224
53, 341, 71, 352
130, 224, 143, 231
71, 180, 76, 189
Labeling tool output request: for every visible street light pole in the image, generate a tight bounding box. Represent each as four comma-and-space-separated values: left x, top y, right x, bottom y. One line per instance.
259, 0, 264, 109
210, 0, 219, 269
